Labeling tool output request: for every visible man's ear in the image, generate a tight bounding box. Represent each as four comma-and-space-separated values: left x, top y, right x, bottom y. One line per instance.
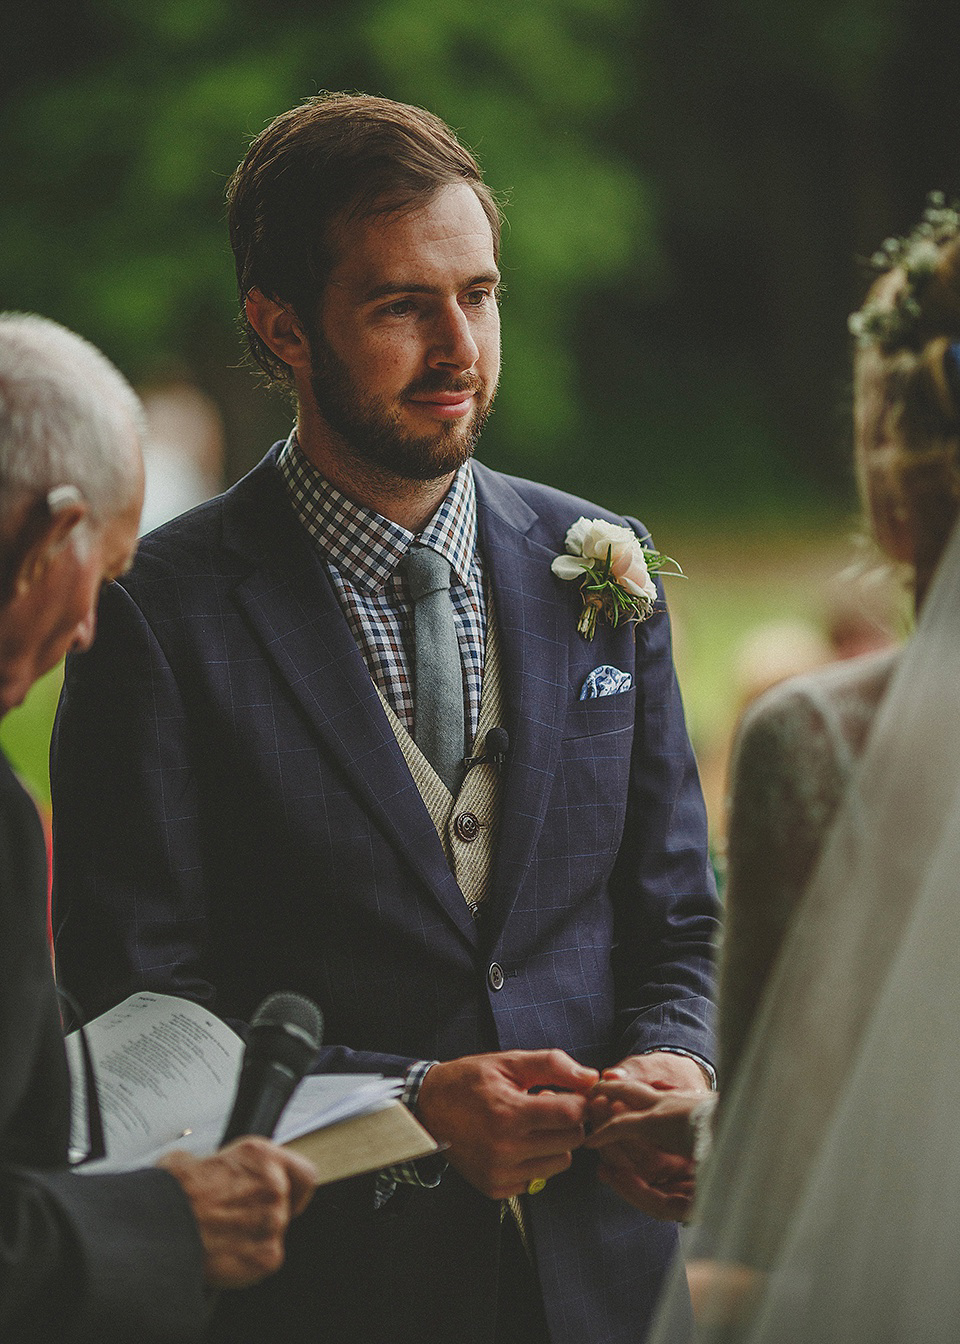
245, 290, 312, 372
12, 495, 89, 596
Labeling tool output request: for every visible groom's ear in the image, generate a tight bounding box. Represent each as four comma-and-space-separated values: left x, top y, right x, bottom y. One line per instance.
245, 290, 312, 373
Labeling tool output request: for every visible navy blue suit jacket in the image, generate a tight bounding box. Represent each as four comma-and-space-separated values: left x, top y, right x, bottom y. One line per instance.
52, 449, 719, 1344
0, 753, 206, 1343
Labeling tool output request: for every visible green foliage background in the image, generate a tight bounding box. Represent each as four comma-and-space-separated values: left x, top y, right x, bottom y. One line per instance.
1, 0, 957, 809
10, 0, 958, 515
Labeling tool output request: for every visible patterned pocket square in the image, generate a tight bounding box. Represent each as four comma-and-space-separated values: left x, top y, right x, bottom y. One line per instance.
579, 665, 633, 700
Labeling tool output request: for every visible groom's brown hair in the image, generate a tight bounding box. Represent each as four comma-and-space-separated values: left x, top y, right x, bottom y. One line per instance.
226, 92, 501, 386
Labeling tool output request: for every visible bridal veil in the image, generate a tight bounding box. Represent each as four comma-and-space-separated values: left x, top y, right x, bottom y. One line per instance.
650, 508, 960, 1342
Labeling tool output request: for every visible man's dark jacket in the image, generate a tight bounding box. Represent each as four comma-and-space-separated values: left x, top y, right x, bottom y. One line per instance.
0, 752, 205, 1343
52, 450, 719, 1343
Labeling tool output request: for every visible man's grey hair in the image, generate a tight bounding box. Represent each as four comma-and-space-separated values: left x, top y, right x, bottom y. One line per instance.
0, 313, 144, 531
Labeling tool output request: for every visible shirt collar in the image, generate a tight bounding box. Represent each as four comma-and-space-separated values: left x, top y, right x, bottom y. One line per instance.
277, 432, 478, 593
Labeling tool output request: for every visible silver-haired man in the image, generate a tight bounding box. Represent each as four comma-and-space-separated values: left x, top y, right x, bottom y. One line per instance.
0, 313, 315, 1344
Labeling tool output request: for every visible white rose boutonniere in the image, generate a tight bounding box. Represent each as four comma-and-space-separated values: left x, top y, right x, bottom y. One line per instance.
550, 517, 682, 640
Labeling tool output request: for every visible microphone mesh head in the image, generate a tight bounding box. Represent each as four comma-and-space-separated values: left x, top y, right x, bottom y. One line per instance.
251, 992, 323, 1049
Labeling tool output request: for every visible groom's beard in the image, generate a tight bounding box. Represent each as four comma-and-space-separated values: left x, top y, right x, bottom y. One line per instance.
308, 336, 495, 483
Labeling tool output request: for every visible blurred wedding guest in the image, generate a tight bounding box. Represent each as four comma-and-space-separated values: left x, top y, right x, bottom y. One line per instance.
0, 313, 314, 1343
588, 197, 960, 1340
696, 618, 831, 846
138, 380, 224, 535
824, 567, 899, 661
691, 616, 829, 900
731, 618, 830, 715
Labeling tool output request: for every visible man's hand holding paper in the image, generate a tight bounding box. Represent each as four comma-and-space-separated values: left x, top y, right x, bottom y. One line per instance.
159, 1138, 315, 1288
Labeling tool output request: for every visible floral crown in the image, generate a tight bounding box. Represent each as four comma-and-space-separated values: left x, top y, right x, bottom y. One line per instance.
848, 193, 960, 352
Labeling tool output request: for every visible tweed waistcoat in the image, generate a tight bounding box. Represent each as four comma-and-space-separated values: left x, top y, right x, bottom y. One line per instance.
375, 600, 505, 917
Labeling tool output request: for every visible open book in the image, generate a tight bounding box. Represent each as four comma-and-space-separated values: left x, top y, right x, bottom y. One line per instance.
65, 992, 438, 1185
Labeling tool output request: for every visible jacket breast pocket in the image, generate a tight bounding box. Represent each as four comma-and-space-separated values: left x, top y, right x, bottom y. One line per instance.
539, 691, 636, 862
561, 687, 636, 742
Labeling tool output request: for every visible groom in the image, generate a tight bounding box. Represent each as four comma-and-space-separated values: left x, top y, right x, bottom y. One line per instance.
51, 93, 719, 1344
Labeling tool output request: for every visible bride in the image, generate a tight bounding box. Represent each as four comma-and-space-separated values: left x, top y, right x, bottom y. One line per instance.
588, 197, 960, 1340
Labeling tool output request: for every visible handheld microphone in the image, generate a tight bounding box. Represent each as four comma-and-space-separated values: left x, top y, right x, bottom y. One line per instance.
463, 726, 510, 773
220, 992, 323, 1146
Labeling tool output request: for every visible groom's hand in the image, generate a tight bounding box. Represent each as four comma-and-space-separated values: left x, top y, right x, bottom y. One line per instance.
415, 1049, 599, 1199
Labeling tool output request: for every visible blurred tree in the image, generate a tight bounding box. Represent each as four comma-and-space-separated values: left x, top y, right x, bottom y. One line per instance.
1, 0, 959, 518
600, 0, 960, 515
0, 0, 652, 496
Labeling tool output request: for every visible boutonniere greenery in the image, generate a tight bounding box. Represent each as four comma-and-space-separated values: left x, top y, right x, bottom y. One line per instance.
550, 517, 682, 640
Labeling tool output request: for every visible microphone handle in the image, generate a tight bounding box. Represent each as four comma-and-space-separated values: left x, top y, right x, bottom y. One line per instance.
220, 1061, 301, 1146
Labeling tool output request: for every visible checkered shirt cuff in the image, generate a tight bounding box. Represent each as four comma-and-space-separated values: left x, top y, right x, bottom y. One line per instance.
374, 1061, 446, 1207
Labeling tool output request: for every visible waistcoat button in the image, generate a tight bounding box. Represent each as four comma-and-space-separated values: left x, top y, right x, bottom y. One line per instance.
454, 811, 480, 842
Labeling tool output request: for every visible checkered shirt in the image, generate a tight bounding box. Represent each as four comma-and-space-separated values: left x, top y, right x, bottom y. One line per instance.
277, 433, 486, 745
277, 433, 486, 1196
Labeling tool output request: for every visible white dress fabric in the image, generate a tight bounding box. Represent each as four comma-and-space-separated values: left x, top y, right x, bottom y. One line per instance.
650, 514, 960, 1343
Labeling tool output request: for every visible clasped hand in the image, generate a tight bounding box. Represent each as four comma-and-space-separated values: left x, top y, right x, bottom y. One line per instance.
416, 1049, 706, 1219
585, 1055, 709, 1221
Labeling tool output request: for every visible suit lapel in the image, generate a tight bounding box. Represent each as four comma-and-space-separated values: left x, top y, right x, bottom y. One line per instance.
221, 457, 478, 947
473, 467, 570, 936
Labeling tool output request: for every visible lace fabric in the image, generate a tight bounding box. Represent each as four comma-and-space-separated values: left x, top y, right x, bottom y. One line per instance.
650, 514, 960, 1343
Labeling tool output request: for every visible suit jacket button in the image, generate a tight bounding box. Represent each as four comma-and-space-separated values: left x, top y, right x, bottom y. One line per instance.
488, 963, 505, 991
454, 811, 480, 842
